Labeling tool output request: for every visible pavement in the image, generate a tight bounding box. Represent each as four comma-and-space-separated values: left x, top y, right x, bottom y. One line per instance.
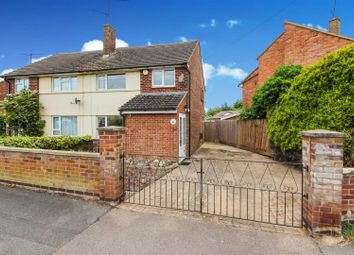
0, 185, 110, 255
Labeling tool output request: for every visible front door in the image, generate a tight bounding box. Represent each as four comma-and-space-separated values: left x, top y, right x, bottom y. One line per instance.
179, 113, 186, 161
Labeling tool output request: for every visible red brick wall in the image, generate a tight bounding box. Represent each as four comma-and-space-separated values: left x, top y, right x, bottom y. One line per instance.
0, 81, 8, 101
242, 70, 258, 107
244, 22, 353, 105
187, 42, 205, 155
140, 67, 189, 93
0, 148, 101, 196
342, 172, 354, 221
29, 77, 39, 91
125, 96, 188, 158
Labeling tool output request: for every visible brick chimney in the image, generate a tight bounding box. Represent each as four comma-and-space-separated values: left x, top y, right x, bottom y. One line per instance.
329, 18, 340, 35
103, 24, 116, 54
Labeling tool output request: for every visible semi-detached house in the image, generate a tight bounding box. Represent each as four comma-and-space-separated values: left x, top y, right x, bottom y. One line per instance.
1, 25, 205, 159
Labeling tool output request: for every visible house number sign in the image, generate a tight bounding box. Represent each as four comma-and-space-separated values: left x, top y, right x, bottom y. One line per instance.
170, 119, 176, 125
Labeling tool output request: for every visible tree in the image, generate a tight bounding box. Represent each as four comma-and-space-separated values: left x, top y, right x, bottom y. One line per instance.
240, 64, 302, 120
267, 44, 354, 152
3, 90, 45, 136
233, 99, 243, 109
205, 100, 243, 119
0, 112, 5, 136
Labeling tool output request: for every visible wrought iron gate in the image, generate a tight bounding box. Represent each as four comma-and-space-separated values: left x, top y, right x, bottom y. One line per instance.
123, 154, 303, 228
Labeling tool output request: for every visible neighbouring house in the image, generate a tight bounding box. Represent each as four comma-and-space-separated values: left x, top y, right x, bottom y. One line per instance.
1, 24, 205, 158
207, 110, 241, 121
240, 18, 353, 106
0, 81, 7, 101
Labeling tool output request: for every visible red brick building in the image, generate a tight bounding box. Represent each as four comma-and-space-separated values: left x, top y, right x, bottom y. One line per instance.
241, 19, 353, 106
0, 81, 8, 101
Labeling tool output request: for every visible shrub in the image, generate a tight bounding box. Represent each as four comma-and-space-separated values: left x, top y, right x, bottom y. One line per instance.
3, 90, 45, 136
267, 44, 354, 152
0, 136, 94, 152
240, 64, 302, 120
0, 112, 5, 136
342, 222, 354, 244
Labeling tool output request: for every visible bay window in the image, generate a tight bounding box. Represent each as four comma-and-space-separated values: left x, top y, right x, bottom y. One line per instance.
152, 69, 175, 87
53, 77, 77, 92
53, 116, 77, 136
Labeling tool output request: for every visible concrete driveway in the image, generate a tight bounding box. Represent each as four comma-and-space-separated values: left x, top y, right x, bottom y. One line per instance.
55, 206, 322, 255
0, 185, 110, 255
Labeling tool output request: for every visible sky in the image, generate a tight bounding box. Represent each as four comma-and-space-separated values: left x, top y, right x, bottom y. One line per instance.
0, 0, 353, 110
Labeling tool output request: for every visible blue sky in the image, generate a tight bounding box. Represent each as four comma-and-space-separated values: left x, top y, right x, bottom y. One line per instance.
0, 0, 353, 110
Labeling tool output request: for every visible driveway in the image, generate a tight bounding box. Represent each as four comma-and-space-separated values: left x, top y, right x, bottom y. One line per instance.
55, 207, 322, 255
0, 185, 110, 255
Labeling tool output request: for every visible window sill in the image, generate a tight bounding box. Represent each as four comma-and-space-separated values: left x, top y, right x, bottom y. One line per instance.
151, 85, 176, 89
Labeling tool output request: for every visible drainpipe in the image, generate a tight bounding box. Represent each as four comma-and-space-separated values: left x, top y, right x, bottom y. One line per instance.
5, 78, 11, 95
185, 65, 191, 158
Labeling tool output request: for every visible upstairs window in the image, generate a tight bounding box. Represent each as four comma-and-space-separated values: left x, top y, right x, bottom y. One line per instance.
97, 74, 126, 90
53, 77, 77, 92
15, 78, 29, 93
152, 70, 175, 87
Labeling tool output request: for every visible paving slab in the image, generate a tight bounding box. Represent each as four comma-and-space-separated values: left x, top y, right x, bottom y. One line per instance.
0, 185, 110, 255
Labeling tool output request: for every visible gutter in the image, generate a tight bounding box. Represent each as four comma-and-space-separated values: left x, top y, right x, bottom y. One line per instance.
185, 65, 192, 158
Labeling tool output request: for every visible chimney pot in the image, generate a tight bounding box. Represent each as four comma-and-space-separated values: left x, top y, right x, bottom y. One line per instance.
103, 24, 116, 54
329, 18, 340, 35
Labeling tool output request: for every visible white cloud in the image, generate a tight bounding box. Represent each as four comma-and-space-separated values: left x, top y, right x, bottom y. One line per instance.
199, 19, 216, 28
0, 68, 14, 82
178, 36, 189, 42
147, 41, 152, 46
226, 19, 240, 28
32, 55, 52, 63
203, 62, 248, 85
81, 38, 128, 51
305, 23, 327, 31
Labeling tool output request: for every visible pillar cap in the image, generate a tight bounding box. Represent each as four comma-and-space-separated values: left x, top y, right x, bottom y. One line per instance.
301, 129, 346, 138
97, 126, 126, 132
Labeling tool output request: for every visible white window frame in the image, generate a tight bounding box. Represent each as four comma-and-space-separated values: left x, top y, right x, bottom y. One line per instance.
152, 69, 175, 88
52, 116, 78, 136
97, 115, 123, 127
52, 77, 77, 92
15, 78, 29, 93
97, 74, 126, 90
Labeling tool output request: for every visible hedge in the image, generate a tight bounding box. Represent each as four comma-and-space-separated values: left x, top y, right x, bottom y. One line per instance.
267, 44, 354, 152
0, 113, 5, 136
0, 136, 95, 152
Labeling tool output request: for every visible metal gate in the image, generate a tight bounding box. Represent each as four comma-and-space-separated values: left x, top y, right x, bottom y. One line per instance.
123, 154, 303, 228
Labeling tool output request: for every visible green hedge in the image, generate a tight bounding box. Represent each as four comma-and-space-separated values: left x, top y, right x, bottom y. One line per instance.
267, 44, 354, 152
0, 113, 5, 136
0, 136, 95, 152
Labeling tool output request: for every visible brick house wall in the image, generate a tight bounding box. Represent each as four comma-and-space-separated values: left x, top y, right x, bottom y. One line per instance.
241, 69, 258, 107
125, 96, 188, 158
243, 22, 353, 106
0, 81, 8, 101
342, 170, 354, 221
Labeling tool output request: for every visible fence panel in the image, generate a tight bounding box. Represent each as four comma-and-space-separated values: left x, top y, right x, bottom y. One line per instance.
204, 119, 273, 157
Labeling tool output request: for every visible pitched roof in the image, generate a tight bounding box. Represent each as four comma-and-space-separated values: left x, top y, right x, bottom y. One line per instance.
208, 110, 241, 120
119, 92, 186, 113
239, 67, 258, 86
4, 41, 198, 77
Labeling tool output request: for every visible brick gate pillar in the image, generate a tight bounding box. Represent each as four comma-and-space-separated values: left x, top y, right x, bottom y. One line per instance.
301, 130, 345, 236
98, 127, 125, 202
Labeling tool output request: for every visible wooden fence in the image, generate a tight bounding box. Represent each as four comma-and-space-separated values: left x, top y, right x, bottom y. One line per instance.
204, 119, 274, 157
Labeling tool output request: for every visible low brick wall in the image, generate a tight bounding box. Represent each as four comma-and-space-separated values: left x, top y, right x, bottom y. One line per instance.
343, 168, 354, 222
0, 147, 101, 196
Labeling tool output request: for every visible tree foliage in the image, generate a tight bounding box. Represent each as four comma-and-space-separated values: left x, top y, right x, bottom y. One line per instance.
240, 64, 302, 120
3, 90, 45, 136
0, 112, 5, 136
267, 44, 354, 152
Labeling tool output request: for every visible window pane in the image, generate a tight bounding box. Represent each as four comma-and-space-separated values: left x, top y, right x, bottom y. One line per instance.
53, 117, 60, 130
71, 77, 77, 91
98, 75, 105, 89
53, 130, 61, 136
152, 71, 163, 86
107, 116, 122, 126
61, 78, 70, 91
24, 79, 29, 90
107, 75, 125, 89
15, 79, 24, 93
164, 70, 175, 85
97, 116, 106, 127
53, 78, 61, 92
61, 117, 77, 136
